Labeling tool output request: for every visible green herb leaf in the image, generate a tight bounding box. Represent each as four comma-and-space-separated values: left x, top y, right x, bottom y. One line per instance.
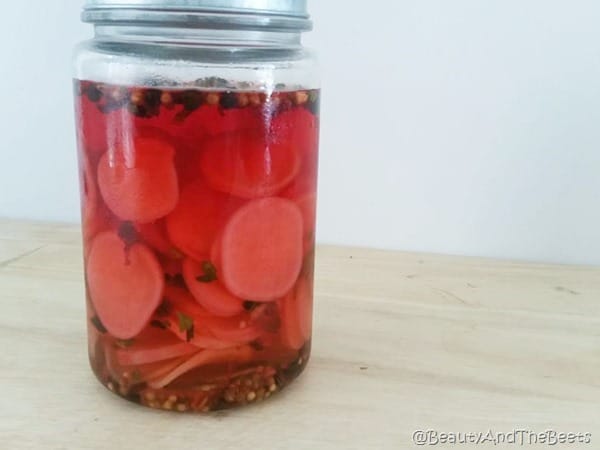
196, 261, 218, 283
91, 316, 108, 334
176, 312, 195, 342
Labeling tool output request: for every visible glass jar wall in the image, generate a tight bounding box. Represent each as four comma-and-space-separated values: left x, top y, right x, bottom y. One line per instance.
73, 0, 319, 412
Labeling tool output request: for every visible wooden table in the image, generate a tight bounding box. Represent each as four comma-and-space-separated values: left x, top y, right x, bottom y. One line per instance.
1, 220, 599, 449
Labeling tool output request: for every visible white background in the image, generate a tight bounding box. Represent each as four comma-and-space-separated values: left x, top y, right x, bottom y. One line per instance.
1, 1, 599, 265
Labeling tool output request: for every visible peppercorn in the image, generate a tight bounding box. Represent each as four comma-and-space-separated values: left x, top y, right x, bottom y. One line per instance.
161, 92, 174, 107
86, 84, 103, 102
248, 93, 261, 107
206, 92, 220, 106
294, 91, 309, 106
220, 91, 238, 109
127, 102, 148, 117
130, 90, 144, 105
144, 89, 162, 108
182, 90, 203, 111
237, 93, 250, 108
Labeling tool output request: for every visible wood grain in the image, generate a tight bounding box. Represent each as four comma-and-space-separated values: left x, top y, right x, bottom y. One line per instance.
0, 219, 599, 449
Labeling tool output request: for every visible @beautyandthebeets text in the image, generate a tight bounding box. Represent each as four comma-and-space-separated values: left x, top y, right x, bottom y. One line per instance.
412, 429, 592, 446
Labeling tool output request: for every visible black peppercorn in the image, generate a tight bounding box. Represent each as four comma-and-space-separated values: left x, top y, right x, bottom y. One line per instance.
128, 103, 148, 118
182, 90, 203, 111
144, 89, 162, 108
86, 84, 103, 102
306, 90, 320, 116
220, 91, 238, 109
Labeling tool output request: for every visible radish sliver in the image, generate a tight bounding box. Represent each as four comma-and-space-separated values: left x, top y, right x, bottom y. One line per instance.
115, 328, 198, 366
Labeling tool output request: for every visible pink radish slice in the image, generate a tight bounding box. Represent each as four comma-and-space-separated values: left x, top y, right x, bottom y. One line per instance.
115, 328, 198, 366
220, 198, 304, 302
292, 193, 317, 239
295, 277, 313, 341
182, 258, 245, 317
210, 231, 223, 270
149, 346, 255, 389
117, 342, 198, 367
200, 130, 301, 199
250, 303, 281, 334
160, 285, 239, 349
104, 338, 190, 386
97, 137, 179, 224
166, 180, 243, 260
87, 232, 165, 340
142, 356, 193, 384
161, 257, 183, 279
79, 152, 98, 234
205, 316, 263, 344
162, 284, 211, 318
286, 193, 318, 255
279, 293, 304, 351
136, 221, 182, 259
77, 95, 109, 156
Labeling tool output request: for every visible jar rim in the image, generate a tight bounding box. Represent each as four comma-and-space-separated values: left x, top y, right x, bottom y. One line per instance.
82, 0, 312, 31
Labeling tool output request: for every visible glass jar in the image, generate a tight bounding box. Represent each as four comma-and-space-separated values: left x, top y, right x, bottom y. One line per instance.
73, 0, 319, 412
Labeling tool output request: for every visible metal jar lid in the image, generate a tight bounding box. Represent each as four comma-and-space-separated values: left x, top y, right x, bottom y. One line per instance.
82, 0, 313, 31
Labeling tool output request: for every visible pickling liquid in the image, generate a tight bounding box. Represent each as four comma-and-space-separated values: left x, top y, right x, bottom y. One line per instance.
75, 80, 319, 412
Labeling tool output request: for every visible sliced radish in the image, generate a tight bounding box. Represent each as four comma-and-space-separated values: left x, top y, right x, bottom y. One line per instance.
86, 232, 165, 340
277, 107, 320, 227
136, 221, 182, 259
161, 257, 183, 279
105, 340, 189, 387
76, 96, 108, 156
283, 192, 318, 255
160, 285, 239, 350
166, 180, 243, 260
290, 193, 317, 237
200, 130, 301, 199
270, 107, 319, 159
148, 346, 255, 389
279, 292, 304, 351
79, 152, 98, 234
205, 315, 263, 344
115, 327, 198, 366
250, 302, 281, 334
162, 284, 211, 318
97, 136, 179, 223
295, 277, 313, 341
220, 198, 304, 301
144, 103, 262, 144
182, 258, 245, 317
172, 139, 205, 187
79, 152, 111, 254
210, 231, 223, 270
